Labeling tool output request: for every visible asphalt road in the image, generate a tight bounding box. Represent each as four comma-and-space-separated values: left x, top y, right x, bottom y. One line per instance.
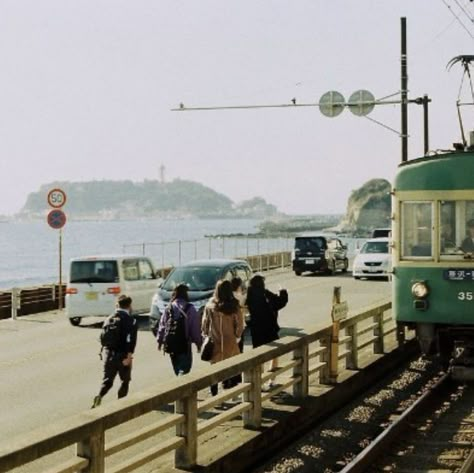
0, 269, 391, 441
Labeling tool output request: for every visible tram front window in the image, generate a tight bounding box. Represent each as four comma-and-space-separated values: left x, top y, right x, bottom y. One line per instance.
440, 200, 474, 257
401, 202, 433, 258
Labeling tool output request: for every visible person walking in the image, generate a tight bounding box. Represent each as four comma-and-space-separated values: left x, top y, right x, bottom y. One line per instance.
231, 276, 247, 354
246, 274, 288, 388
157, 284, 202, 376
92, 295, 137, 408
202, 279, 244, 396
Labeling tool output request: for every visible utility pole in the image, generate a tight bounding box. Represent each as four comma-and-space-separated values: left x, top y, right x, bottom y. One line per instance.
401, 17, 408, 162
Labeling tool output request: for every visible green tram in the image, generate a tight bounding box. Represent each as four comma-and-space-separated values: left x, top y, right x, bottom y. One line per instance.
393, 149, 474, 362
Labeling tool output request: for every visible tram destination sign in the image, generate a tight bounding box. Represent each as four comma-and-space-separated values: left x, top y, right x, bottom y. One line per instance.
443, 269, 474, 281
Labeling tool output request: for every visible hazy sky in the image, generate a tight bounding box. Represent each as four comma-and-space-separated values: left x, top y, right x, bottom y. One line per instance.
1, 1, 473, 216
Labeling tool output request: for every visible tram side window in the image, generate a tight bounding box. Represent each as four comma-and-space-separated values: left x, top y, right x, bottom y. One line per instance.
401, 202, 433, 258
440, 200, 474, 256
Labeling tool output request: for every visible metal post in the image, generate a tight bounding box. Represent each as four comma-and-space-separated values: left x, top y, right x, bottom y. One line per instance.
178, 240, 182, 265
423, 94, 430, 155
58, 228, 63, 310
11, 288, 19, 320
222, 237, 225, 257
401, 17, 408, 163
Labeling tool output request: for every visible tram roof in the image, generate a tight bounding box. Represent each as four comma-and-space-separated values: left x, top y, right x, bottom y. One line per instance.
394, 150, 474, 191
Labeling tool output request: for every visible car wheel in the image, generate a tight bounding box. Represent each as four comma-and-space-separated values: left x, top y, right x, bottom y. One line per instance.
295, 270, 302, 276
341, 258, 349, 273
354, 276, 361, 280
69, 317, 81, 326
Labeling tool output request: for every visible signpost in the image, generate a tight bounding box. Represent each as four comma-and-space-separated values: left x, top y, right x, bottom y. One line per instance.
47, 189, 67, 310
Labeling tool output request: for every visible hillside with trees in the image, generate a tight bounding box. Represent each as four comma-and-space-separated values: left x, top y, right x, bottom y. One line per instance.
19, 179, 281, 220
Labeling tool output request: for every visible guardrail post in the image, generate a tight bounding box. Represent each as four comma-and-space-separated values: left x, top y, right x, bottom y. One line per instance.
329, 321, 340, 383
346, 323, 359, 370
175, 392, 198, 469
243, 364, 262, 429
320, 334, 331, 384
292, 342, 309, 398
396, 322, 406, 347
11, 288, 20, 320
77, 430, 105, 473
374, 310, 385, 354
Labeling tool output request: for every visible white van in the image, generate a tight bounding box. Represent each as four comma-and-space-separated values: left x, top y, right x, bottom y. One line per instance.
65, 255, 159, 326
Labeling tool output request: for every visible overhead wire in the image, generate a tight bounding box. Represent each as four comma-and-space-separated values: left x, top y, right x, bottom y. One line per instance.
452, 0, 474, 22
440, 0, 474, 38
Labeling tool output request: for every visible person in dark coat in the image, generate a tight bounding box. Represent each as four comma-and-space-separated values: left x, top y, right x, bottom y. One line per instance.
246, 275, 288, 384
92, 295, 137, 408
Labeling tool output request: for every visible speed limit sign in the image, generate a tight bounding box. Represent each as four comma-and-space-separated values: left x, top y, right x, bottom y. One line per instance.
47, 188, 67, 208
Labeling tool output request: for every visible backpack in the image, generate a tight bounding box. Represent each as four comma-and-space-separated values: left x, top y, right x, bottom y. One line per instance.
163, 303, 189, 355
100, 312, 122, 350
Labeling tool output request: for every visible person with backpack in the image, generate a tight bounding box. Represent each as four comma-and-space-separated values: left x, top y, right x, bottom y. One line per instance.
91, 295, 137, 408
157, 284, 202, 376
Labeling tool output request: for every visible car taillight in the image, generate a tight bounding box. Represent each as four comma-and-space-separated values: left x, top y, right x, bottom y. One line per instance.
107, 287, 121, 295
65, 287, 77, 295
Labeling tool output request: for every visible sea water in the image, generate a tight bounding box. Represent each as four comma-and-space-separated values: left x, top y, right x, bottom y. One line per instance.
0, 218, 271, 289
0, 219, 364, 290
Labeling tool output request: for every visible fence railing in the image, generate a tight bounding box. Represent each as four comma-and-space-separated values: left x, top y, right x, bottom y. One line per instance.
0, 297, 405, 473
0, 284, 65, 320
122, 236, 294, 268
0, 251, 292, 320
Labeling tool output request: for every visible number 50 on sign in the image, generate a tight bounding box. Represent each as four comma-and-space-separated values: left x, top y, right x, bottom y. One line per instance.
47, 188, 67, 208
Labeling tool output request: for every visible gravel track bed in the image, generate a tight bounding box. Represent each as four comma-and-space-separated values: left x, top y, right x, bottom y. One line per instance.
252, 357, 442, 473
374, 380, 474, 472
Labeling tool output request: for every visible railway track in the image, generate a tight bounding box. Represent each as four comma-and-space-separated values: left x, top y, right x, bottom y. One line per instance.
344, 373, 474, 473
253, 358, 474, 473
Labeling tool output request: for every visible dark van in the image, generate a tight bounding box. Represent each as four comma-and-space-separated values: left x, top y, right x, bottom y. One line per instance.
292, 235, 348, 276
372, 228, 391, 238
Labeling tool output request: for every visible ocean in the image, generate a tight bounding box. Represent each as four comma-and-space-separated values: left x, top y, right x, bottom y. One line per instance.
0, 218, 283, 290
0, 219, 364, 290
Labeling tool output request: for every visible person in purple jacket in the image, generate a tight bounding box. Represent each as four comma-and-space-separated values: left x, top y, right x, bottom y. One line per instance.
157, 283, 202, 376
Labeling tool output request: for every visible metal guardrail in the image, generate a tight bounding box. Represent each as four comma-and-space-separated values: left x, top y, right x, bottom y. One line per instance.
0, 284, 65, 320
0, 298, 404, 473
0, 251, 292, 320
122, 236, 294, 268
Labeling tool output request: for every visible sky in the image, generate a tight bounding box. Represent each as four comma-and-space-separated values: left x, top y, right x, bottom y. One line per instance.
0, 1, 473, 216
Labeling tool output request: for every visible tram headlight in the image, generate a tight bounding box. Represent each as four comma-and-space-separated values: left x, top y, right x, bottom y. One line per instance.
411, 281, 429, 299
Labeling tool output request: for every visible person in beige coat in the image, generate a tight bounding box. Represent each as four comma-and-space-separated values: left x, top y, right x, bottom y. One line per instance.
202, 279, 244, 396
